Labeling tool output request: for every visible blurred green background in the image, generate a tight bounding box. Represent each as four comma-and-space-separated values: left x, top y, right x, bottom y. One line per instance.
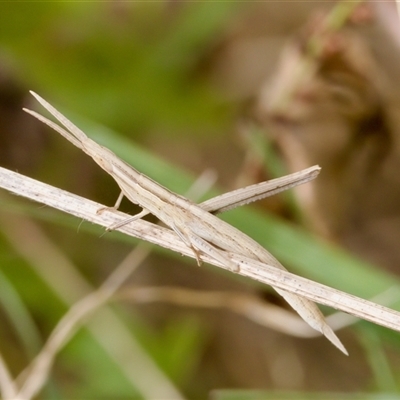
1, 2, 400, 399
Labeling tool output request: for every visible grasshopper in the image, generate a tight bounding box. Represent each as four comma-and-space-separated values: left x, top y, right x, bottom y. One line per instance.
24, 91, 347, 354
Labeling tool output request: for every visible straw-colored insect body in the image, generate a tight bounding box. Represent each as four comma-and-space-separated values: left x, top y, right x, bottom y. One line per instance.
24, 91, 347, 355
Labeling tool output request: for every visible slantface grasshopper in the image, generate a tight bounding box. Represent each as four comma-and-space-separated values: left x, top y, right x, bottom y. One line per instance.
24, 92, 347, 354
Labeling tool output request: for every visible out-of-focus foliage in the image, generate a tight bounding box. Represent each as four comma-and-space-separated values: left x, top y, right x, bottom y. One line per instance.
1, 1, 400, 399
0, 2, 238, 134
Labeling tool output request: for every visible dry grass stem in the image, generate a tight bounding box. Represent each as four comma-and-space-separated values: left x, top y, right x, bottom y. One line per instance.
15, 246, 150, 400
0, 211, 185, 400
117, 286, 325, 338
117, 285, 400, 338
1, 170, 217, 400
0, 353, 17, 400
1, 166, 400, 334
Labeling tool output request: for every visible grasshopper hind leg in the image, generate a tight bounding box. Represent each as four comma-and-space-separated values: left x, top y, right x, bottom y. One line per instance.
170, 222, 203, 266
171, 222, 240, 272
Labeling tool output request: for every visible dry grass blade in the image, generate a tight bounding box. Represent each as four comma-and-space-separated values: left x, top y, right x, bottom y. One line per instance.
0, 212, 185, 400
0, 172, 214, 400
1, 166, 400, 336
0, 352, 17, 400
